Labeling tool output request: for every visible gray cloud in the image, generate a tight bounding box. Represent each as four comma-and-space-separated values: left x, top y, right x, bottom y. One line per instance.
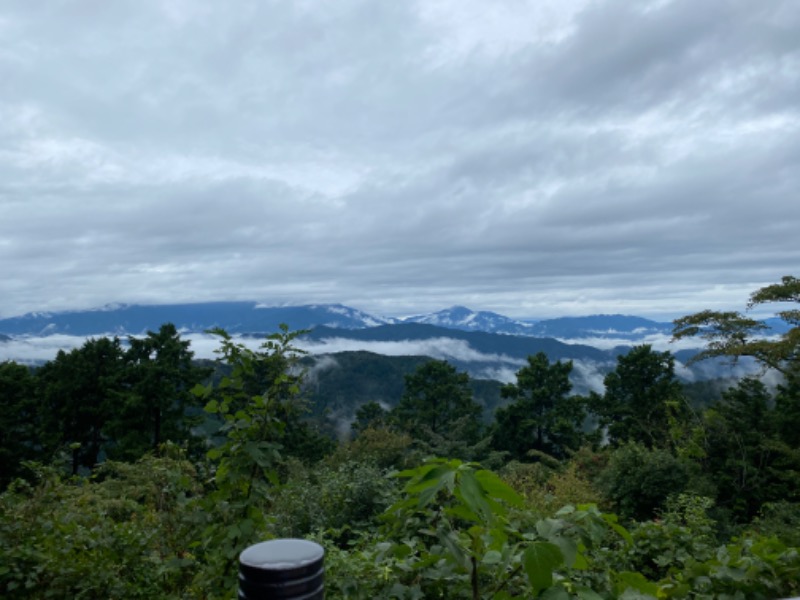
1, 0, 798, 320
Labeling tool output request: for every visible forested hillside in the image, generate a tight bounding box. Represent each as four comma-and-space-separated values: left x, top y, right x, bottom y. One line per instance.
1, 278, 799, 599
300, 350, 505, 426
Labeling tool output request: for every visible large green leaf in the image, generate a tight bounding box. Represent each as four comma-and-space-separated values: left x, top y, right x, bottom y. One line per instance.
550, 535, 578, 569
522, 541, 564, 595
417, 469, 456, 506
407, 464, 453, 490
574, 586, 604, 600
437, 530, 469, 570
536, 518, 564, 540
475, 469, 524, 507
540, 585, 571, 599
457, 469, 492, 524
615, 571, 658, 599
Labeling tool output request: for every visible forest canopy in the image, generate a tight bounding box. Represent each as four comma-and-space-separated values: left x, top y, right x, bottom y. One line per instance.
1, 278, 799, 598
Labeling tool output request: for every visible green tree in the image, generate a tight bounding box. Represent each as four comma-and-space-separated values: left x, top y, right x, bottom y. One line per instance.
672, 275, 800, 385
0, 362, 40, 488
190, 326, 309, 592
597, 442, 691, 521
392, 360, 483, 446
492, 352, 585, 461
590, 345, 686, 448
672, 276, 800, 518
203, 326, 331, 464
701, 378, 800, 521
351, 400, 388, 436
37, 337, 127, 474
775, 377, 800, 448
107, 323, 211, 460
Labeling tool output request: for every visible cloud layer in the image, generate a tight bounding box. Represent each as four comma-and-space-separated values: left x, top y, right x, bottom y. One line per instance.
1, 0, 798, 319
0, 330, 762, 393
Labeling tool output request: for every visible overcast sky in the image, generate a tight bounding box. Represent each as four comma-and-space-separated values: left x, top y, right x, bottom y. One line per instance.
1, 0, 798, 320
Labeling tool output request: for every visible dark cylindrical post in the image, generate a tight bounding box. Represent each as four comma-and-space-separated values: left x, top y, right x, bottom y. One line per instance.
238, 539, 325, 599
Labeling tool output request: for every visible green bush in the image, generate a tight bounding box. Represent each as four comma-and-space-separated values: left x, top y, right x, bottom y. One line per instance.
620, 495, 716, 580
662, 535, 800, 599
749, 501, 800, 547
597, 442, 690, 521
269, 458, 398, 539
328, 426, 415, 470
0, 455, 199, 599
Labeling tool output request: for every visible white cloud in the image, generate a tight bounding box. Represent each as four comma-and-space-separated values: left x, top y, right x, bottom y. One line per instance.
0, 331, 525, 373
0, 334, 87, 364
570, 360, 609, 393
556, 332, 702, 352
297, 336, 525, 367
304, 354, 340, 383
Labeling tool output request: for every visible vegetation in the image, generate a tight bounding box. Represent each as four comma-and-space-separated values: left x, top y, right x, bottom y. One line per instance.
673, 275, 800, 384
588, 345, 687, 449
492, 352, 587, 461
391, 360, 485, 459
0, 276, 799, 598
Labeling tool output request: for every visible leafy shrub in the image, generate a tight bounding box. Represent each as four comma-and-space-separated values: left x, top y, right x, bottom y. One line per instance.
373, 458, 635, 599
0, 454, 199, 599
309, 531, 387, 599
662, 535, 800, 599
621, 495, 717, 580
596, 442, 690, 521
500, 460, 552, 499
269, 458, 398, 539
748, 501, 800, 546
328, 425, 415, 470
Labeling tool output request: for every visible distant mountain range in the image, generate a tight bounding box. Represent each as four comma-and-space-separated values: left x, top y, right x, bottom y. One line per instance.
0, 301, 681, 339
401, 306, 680, 340
0, 300, 790, 341
0, 302, 390, 337
0, 302, 789, 387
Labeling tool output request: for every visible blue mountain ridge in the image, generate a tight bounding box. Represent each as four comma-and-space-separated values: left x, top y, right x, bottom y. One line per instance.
0, 302, 388, 336
0, 301, 790, 340
303, 323, 610, 363
1, 303, 788, 386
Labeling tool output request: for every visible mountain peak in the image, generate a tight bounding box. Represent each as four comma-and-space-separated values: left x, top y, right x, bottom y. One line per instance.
402, 306, 534, 335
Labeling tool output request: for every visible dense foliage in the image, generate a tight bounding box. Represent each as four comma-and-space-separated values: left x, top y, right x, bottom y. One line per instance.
493, 353, 588, 461
1, 277, 799, 598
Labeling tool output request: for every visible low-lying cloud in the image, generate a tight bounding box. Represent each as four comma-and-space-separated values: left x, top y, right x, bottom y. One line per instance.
297, 336, 525, 367
555, 332, 701, 352
0, 330, 779, 399
0, 331, 262, 364
0, 334, 88, 364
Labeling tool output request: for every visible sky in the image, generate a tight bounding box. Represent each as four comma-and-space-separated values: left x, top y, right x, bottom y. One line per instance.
1, 0, 798, 321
